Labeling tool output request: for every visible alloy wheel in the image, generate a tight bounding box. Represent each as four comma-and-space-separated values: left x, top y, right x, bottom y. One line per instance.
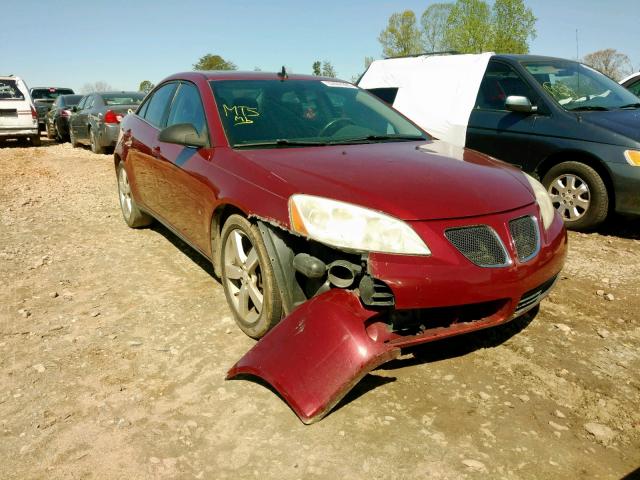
547, 173, 590, 221
117, 166, 133, 221
224, 229, 264, 325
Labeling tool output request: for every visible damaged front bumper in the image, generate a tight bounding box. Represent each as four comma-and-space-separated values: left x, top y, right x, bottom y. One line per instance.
228, 208, 567, 424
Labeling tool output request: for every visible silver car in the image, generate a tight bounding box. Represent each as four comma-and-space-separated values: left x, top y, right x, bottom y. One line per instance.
69, 91, 144, 153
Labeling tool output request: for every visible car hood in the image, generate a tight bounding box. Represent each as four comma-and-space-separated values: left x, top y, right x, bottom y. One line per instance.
238, 140, 534, 221
579, 109, 640, 144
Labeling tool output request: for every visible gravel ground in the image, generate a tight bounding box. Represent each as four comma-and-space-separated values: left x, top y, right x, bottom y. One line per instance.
1, 139, 639, 480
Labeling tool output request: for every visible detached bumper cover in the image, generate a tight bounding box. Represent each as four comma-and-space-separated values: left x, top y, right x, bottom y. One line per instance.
227, 290, 401, 424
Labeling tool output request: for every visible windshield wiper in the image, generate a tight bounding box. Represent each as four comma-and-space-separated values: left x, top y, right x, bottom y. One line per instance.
234, 139, 330, 149
567, 106, 610, 111
329, 134, 426, 144
619, 103, 640, 109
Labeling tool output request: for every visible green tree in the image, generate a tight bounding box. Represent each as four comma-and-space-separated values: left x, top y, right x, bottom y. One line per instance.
364, 56, 375, 70
491, 0, 536, 53
378, 10, 423, 57
312, 61, 322, 76
444, 0, 492, 54
138, 80, 155, 94
192, 54, 237, 71
321, 61, 337, 78
421, 3, 453, 52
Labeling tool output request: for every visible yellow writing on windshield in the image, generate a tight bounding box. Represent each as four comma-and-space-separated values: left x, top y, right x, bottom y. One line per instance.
223, 105, 260, 125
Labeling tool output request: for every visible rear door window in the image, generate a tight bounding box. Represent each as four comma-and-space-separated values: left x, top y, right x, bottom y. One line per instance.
142, 83, 178, 128
0, 79, 25, 100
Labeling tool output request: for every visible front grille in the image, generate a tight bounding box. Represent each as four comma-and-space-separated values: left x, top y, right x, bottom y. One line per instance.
509, 216, 539, 262
513, 275, 558, 317
445, 226, 508, 267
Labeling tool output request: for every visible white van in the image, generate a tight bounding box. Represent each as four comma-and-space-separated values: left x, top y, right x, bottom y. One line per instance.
0, 76, 40, 146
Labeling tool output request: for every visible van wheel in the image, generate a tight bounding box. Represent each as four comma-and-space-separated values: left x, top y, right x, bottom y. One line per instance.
542, 161, 608, 231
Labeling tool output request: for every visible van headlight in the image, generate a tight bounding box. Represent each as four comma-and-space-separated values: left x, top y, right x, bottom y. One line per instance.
289, 194, 431, 255
524, 173, 556, 230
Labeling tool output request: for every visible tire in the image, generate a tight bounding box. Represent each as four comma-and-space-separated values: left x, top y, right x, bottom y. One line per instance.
542, 161, 608, 231
69, 127, 79, 147
90, 127, 104, 154
220, 214, 283, 339
30, 135, 41, 147
116, 162, 152, 228
46, 122, 55, 140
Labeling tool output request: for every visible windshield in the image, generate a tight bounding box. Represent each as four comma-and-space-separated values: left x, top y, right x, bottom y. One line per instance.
101, 92, 145, 106
31, 88, 74, 100
210, 79, 426, 147
523, 60, 640, 111
0, 79, 25, 100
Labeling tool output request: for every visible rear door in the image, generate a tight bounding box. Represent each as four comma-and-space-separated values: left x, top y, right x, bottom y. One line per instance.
76, 95, 94, 141
467, 60, 540, 168
127, 82, 178, 216
69, 96, 87, 138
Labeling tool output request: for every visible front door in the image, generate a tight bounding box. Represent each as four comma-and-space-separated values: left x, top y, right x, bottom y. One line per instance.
467, 60, 541, 168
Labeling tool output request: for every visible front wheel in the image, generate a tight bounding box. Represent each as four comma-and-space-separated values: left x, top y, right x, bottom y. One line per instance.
542, 161, 608, 231
220, 215, 282, 339
116, 162, 152, 228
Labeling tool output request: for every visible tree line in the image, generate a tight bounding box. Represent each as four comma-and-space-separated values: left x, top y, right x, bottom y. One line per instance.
130, 2, 635, 92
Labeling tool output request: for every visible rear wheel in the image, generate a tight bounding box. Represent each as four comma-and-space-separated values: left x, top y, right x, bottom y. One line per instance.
69, 127, 79, 147
30, 135, 41, 147
542, 161, 608, 231
220, 215, 282, 338
116, 162, 152, 228
90, 127, 104, 154
46, 122, 55, 140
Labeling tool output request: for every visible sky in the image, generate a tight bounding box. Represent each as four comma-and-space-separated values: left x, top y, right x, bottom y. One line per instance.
2, 0, 638, 92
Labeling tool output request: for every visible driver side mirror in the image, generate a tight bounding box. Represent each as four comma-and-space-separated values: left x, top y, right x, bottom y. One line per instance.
158, 123, 208, 148
505, 95, 538, 114
71, 106, 78, 113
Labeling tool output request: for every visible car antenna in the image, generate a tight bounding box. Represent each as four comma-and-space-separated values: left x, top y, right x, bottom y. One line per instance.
277, 66, 288, 81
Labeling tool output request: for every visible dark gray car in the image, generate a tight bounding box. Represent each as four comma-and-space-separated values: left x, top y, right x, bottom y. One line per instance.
30, 87, 74, 132
69, 91, 144, 153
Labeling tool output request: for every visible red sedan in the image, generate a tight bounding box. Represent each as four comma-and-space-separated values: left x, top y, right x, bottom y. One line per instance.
115, 71, 567, 423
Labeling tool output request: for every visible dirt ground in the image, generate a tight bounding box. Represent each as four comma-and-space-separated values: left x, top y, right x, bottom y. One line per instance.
1, 138, 639, 480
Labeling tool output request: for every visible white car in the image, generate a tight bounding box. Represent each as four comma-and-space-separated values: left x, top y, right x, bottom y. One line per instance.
0, 76, 40, 146
620, 72, 640, 97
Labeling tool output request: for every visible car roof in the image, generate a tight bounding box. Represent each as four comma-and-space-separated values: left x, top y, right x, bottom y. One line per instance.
492, 54, 583, 64
162, 71, 346, 83
620, 72, 640, 84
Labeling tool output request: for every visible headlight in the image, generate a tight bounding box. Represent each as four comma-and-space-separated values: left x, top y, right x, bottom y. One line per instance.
624, 150, 640, 166
289, 194, 431, 255
524, 173, 555, 230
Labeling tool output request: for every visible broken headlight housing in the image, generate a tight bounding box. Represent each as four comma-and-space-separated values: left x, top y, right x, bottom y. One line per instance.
288, 194, 431, 255
524, 173, 555, 231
